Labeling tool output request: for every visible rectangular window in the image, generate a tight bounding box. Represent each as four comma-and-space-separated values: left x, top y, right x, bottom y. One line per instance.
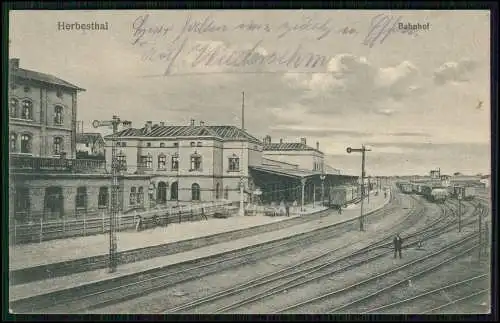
141, 155, 153, 169
229, 157, 240, 171
171, 155, 179, 171
191, 155, 202, 171
158, 155, 167, 170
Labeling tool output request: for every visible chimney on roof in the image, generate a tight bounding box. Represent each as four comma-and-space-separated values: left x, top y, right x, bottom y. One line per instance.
145, 121, 153, 134
122, 121, 132, 129
190, 119, 195, 126
280, 138, 283, 144
200, 121, 205, 126
300, 137, 306, 145
10, 58, 20, 69
160, 122, 165, 127
316, 141, 320, 150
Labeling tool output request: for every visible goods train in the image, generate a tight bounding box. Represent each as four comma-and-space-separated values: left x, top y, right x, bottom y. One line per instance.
449, 185, 476, 200
327, 185, 359, 208
397, 182, 413, 194
420, 185, 448, 203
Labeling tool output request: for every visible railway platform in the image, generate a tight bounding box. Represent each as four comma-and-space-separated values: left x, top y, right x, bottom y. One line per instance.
9, 202, 329, 271
10, 192, 390, 302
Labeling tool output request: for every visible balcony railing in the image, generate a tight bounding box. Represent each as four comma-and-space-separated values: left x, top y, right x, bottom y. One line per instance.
9, 155, 108, 173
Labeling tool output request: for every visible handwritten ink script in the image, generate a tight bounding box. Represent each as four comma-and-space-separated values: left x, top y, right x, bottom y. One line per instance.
131, 13, 419, 76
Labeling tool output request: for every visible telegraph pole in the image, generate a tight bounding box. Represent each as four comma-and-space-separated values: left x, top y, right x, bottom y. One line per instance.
93, 116, 130, 273
347, 145, 371, 231
457, 188, 462, 233
478, 202, 483, 260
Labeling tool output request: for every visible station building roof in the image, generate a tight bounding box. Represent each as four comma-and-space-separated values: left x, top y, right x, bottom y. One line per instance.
250, 165, 357, 180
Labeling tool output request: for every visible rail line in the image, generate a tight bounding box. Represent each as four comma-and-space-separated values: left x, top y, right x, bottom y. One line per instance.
363, 274, 489, 314
277, 233, 481, 313
162, 197, 480, 313
10, 193, 404, 313
422, 289, 490, 314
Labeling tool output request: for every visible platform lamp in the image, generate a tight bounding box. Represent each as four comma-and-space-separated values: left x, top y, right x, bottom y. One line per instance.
320, 174, 326, 207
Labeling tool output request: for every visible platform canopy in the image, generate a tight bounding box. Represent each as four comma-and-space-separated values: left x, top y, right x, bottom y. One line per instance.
249, 165, 357, 180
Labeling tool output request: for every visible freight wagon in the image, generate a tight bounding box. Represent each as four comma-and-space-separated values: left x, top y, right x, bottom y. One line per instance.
397, 182, 413, 194
451, 185, 476, 200
421, 185, 448, 203
327, 185, 359, 208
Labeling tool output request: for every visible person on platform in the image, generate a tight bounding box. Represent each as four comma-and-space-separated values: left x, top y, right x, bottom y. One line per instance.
285, 202, 290, 217
394, 233, 403, 259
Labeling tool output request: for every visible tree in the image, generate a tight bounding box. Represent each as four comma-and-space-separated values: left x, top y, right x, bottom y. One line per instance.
453, 172, 462, 176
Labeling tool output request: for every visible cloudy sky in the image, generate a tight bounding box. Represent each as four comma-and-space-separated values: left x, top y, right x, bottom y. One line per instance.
9, 10, 491, 176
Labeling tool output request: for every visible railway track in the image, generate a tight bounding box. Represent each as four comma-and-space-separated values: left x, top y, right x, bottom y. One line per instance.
277, 233, 481, 314
161, 198, 481, 313
10, 194, 406, 313
363, 274, 489, 314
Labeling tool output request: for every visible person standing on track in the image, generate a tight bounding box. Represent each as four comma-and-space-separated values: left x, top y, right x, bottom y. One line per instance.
394, 233, 403, 259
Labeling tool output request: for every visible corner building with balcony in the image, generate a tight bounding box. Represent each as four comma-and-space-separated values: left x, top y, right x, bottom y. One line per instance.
8, 58, 150, 230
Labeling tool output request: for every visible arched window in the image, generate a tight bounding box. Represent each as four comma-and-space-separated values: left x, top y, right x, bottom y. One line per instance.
129, 187, 136, 205
53, 137, 63, 155
191, 183, 201, 201
171, 153, 179, 171
190, 152, 202, 171
20, 134, 32, 153
138, 187, 144, 205
10, 98, 18, 117
157, 181, 167, 203
21, 100, 33, 120
160, 142, 166, 148
215, 183, 220, 199
98, 187, 109, 208
170, 182, 178, 200
10, 133, 17, 152
158, 153, 167, 170
76, 187, 87, 209
54, 105, 64, 124
224, 186, 229, 200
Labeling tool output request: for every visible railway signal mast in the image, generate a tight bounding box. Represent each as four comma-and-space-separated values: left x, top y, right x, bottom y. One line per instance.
347, 145, 371, 231
93, 115, 131, 273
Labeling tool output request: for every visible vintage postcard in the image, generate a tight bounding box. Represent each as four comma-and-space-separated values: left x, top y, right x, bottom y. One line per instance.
8, 9, 491, 315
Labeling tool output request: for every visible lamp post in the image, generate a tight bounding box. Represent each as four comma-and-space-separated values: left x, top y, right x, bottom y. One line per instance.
347, 145, 371, 231
93, 116, 130, 273
320, 174, 326, 207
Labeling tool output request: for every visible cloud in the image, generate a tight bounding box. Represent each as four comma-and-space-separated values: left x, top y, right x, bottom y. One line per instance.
282, 54, 423, 115
269, 126, 372, 138
433, 59, 478, 85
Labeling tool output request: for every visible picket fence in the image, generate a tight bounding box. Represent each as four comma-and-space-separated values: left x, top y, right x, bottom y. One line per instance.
9, 201, 234, 245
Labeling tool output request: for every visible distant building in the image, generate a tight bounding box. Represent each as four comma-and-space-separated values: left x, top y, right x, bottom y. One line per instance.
8, 58, 149, 228
76, 132, 105, 158
262, 135, 324, 172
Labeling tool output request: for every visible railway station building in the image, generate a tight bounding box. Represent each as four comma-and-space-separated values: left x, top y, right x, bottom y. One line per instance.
104, 125, 359, 209
8, 58, 150, 229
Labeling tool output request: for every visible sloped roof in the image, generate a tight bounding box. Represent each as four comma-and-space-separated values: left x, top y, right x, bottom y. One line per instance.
10, 66, 85, 91
263, 142, 323, 154
250, 165, 355, 179
105, 125, 262, 144
76, 132, 104, 144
